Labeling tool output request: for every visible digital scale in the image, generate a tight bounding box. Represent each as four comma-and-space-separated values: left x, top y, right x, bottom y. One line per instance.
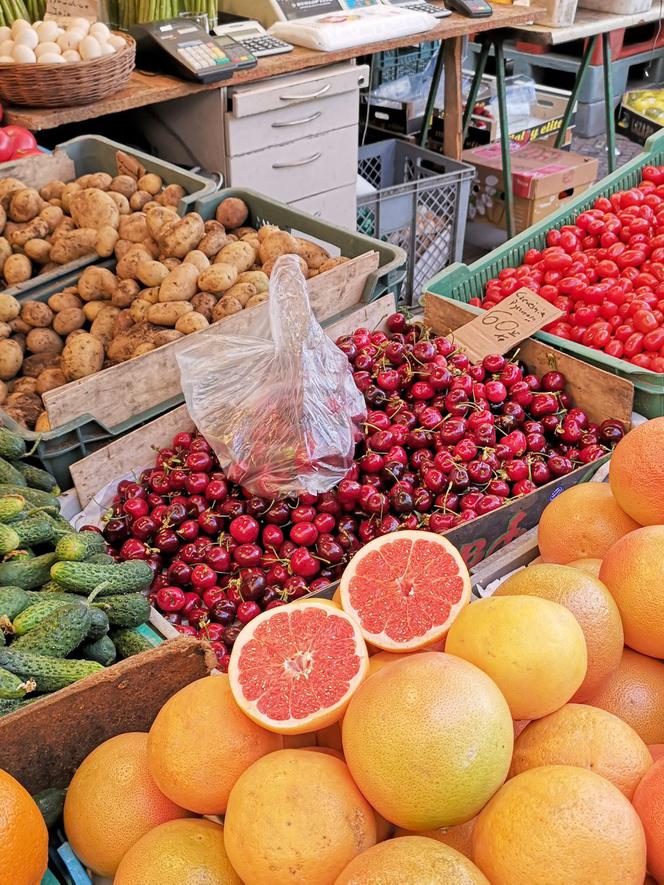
213, 19, 295, 57
218, 0, 464, 26
130, 18, 257, 83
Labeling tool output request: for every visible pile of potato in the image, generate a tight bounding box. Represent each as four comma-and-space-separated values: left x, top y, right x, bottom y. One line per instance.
0, 196, 349, 431
0, 150, 190, 290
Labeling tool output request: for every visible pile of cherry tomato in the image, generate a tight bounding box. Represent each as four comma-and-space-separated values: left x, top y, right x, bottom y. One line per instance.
470, 164, 664, 373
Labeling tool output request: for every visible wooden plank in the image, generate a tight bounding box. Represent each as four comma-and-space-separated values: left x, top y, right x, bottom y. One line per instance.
4, 5, 538, 132
443, 37, 464, 161
0, 149, 75, 189
511, 5, 663, 45
42, 251, 379, 430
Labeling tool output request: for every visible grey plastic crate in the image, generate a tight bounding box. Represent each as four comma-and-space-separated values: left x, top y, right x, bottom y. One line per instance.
357, 140, 474, 304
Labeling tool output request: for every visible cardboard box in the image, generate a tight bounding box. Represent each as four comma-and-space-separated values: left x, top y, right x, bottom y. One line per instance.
617, 88, 664, 146
463, 141, 599, 233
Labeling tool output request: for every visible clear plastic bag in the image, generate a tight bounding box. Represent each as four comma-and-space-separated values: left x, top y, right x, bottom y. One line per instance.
176, 254, 366, 499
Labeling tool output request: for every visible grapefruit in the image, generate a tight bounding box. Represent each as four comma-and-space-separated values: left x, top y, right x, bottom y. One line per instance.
64, 732, 189, 877
339, 531, 471, 652
473, 765, 647, 885
632, 757, 664, 883
589, 648, 664, 744
228, 600, 368, 735
609, 417, 664, 525
147, 673, 282, 814
510, 703, 652, 798
537, 483, 639, 564
224, 748, 376, 884
599, 526, 664, 658
114, 819, 241, 885
445, 595, 587, 720
494, 563, 623, 701
568, 557, 603, 578
333, 836, 489, 885
342, 652, 513, 830
0, 768, 48, 885
394, 817, 476, 860
649, 744, 664, 762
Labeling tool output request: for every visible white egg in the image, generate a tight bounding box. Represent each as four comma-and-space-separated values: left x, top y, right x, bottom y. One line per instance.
69, 17, 90, 34
15, 28, 38, 49
98, 41, 115, 56
12, 44, 36, 63
35, 42, 61, 57
11, 19, 31, 37
38, 52, 65, 63
36, 20, 59, 43
79, 35, 101, 60
0, 27, 11, 44
108, 34, 125, 50
62, 49, 81, 63
89, 22, 110, 41
0, 40, 14, 56
0, 56, 13, 63
57, 29, 83, 50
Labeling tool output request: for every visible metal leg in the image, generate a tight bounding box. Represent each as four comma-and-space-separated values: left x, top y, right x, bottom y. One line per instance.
419, 40, 445, 148
554, 35, 598, 149
603, 31, 616, 173
494, 38, 515, 241
462, 39, 491, 139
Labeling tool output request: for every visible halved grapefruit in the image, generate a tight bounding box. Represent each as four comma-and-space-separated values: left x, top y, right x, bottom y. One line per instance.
339, 531, 471, 652
228, 600, 369, 735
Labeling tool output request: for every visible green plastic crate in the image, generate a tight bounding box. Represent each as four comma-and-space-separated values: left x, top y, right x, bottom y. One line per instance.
426, 128, 664, 418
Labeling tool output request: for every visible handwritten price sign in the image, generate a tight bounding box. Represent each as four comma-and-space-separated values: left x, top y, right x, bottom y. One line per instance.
454, 288, 564, 363
46, 0, 100, 19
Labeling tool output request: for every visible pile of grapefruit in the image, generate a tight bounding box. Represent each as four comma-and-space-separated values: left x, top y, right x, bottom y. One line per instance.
18, 417, 664, 883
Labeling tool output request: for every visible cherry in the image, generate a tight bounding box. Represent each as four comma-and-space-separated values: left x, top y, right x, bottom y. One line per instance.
264, 502, 290, 525
198, 511, 224, 536
173, 431, 193, 449
467, 460, 492, 484
120, 538, 148, 560
185, 473, 209, 495
290, 522, 318, 546
485, 380, 507, 404
154, 528, 179, 555
316, 534, 345, 564
205, 479, 228, 502
123, 497, 148, 520
237, 601, 261, 624
483, 354, 507, 373
531, 461, 552, 485
429, 512, 457, 532
131, 515, 157, 540
541, 371, 566, 392
233, 543, 262, 568
167, 560, 192, 586
229, 515, 260, 544
239, 569, 267, 601
191, 564, 217, 591
203, 587, 227, 609
262, 525, 284, 549
530, 393, 559, 417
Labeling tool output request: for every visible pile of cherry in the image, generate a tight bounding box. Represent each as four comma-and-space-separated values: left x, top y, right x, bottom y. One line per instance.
471, 164, 664, 372
104, 313, 624, 667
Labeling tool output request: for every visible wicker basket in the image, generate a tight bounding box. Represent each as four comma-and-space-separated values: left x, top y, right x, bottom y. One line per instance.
0, 33, 135, 108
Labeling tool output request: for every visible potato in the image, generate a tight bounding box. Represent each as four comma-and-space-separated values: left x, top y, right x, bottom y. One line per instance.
216, 241, 256, 273
216, 197, 249, 229
36, 367, 66, 395
319, 256, 349, 274
133, 342, 156, 357
258, 231, 299, 265
296, 238, 330, 270
21, 352, 60, 378
12, 333, 26, 353
147, 301, 193, 326
114, 239, 132, 261
78, 267, 118, 302
60, 332, 104, 381
162, 258, 181, 271
9, 377, 38, 396
70, 188, 120, 231
175, 312, 209, 334
0, 237, 11, 274
5, 392, 42, 427
234, 226, 258, 238
138, 173, 162, 196
158, 183, 186, 208
40, 180, 66, 203
3, 254, 31, 285
107, 324, 158, 363
129, 299, 151, 324
90, 305, 120, 346
116, 245, 152, 281
237, 270, 269, 295
35, 411, 51, 432
0, 179, 25, 211
9, 188, 43, 223
141, 237, 160, 259
66, 329, 87, 344
107, 192, 130, 216
136, 259, 169, 288
246, 292, 269, 309
48, 289, 83, 312
212, 296, 243, 321
129, 190, 152, 212
24, 239, 51, 264
0, 339, 23, 379
118, 213, 149, 244
111, 279, 140, 309
53, 307, 85, 337
138, 286, 160, 305
0, 323, 10, 339
143, 201, 162, 213
109, 175, 138, 199
21, 301, 53, 328
49, 229, 98, 264
257, 224, 280, 243
183, 250, 209, 273
198, 263, 237, 295
0, 380, 7, 403
52, 217, 76, 240
77, 173, 112, 191
224, 282, 256, 307
159, 263, 199, 303
191, 292, 217, 321
158, 213, 205, 259
96, 226, 119, 259
26, 328, 63, 355
113, 309, 135, 336
198, 227, 228, 258
152, 329, 184, 347
9, 218, 50, 249
262, 255, 307, 278
145, 206, 178, 241
39, 204, 63, 233
0, 292, 20, 322
82, 301, 107, 323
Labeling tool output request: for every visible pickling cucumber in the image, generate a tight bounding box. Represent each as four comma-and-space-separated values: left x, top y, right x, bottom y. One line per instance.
0, 697, 30, 717
0, 552, 57, 590
0, 523, 19, 556
0, 587, 30, 620
0, 667, 35, 699
11, 462, 59, 494
13, 516, 54, 549
0, 648, 102, 692
0, 428, 26, 461
12, 605, 91, 657
0, 485, 59, 510
80, 635, 116, 667
0, 457, 27, 487
110, 627, 157, 659
0, 495, 25, 522
51, 560, 152, 596
93, 593, 150, 628
86, 552, 115, 565
12, 598, 77, 636
55, 531, 106, 563
86, 606, 110, 641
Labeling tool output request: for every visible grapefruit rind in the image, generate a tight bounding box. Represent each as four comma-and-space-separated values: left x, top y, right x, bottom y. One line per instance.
228, 600, 369, 735
339, 531, 471, 652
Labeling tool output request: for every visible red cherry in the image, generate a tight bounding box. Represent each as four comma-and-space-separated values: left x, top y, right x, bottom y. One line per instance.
156, 586, 186, 612
237, 601, 261, 624
191, 564, 217, 591
229, 514, 260, 544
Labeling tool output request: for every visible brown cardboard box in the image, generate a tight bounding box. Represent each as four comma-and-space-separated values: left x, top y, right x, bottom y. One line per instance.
463, 141, 599, 233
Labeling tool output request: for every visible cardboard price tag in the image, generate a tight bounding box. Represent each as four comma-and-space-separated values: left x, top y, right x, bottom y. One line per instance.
454, 288, 563, 363
45, 0, 99, 20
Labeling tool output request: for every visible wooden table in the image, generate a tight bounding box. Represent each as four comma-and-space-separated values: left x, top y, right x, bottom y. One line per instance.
4, 3, 537, 162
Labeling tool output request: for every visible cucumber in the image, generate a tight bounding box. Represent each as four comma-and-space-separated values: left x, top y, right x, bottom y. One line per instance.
0, 523, 19, 556
32, 787, 66, 828
0, 667, 35, 699
0, 457, 26, 487
43, 513, 75, 541
0, 552, 57, 589
0, 495, 26, 522
12, 604, 91, 657
80, 635, 116, 666
51, 560, 153, 596
12, 598, 77, 635
0, 697, 30, 717
0, 648, 103, 692
13, 516, 54, 549
37, 582, 72, 595
110, 627, 157, 659
11, 462, 59, 494
86, 552, 115, 565
87, 606, 110, 641
0, 485, 59, 511
0, 428, 26, 461
3, 548, 33, 562
0, 587, 30, 620
55, 531, 106, 563
93, 593, 150, 628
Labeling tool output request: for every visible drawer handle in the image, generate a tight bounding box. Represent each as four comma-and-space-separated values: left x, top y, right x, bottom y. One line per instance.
272, 111, 322, 128
272, 152, 322, 169
280, 83, 331, 101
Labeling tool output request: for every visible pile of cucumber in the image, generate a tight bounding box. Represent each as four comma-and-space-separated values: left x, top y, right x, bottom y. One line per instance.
0, 428, 156, 718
